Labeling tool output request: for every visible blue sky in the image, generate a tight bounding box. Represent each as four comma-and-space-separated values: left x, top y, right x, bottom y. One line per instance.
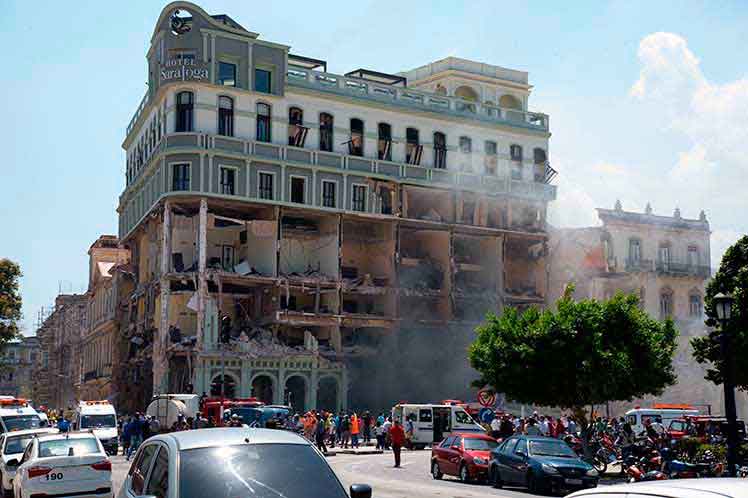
1, 1, 747, 334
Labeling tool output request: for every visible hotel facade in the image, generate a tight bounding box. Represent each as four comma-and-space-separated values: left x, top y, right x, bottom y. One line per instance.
118, 2, 556, 412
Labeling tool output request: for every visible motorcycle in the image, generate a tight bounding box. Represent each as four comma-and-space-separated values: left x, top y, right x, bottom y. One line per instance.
625, 453, 668, 482
562, 434, 611, 474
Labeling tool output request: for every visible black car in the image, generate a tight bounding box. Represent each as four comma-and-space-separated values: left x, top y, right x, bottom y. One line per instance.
488, 435, 598, 494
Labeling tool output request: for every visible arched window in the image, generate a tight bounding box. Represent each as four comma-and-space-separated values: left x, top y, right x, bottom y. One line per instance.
288, 107, 307, 147
689, 292, 702, 317
319, 113, 333, 152
349, 118, 364, 156
218, 96, 233, 137
406, 128, 421, 165
433, 132, 446, 169
377, 123, 392, 161
256, 103, 271, 142
454, 85, 478, 113
176, 91, 194, 132
499, 94, 522, 110
660, 288, 673, 318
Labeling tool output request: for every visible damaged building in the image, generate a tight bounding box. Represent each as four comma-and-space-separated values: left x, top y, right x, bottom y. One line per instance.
117, 2, 556, 411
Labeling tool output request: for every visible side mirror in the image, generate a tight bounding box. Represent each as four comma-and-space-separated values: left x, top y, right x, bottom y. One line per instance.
6, 459, 19, 467
515, 450, 527, 458
350, 484, 372, 498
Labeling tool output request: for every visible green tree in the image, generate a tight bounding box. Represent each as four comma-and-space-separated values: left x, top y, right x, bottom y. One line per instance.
0, 259, 23, 346
692, 235, 748, 389
469, 286, 678, 452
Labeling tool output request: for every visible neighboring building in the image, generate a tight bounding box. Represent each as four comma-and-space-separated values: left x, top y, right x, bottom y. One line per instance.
117, 2, 556, 412
0, 336, 40, 399
78, 236, 131, 402
549, 201, 744, 417
33, 294, 88, 410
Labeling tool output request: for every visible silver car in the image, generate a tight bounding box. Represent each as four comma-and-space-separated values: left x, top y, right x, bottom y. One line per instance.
567, 478, 748, 498
118, 428, 373, 498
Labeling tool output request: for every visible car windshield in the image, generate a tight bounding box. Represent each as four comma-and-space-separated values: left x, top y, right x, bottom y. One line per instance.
179, 444, 348, 498
529, 440, 577, 458
4, 435, 34, 455
2, 415, 41, 432
80, 415, 116, 428
38, 438, 100, 457
463, 438, 499, 451
230, 408, 263, 424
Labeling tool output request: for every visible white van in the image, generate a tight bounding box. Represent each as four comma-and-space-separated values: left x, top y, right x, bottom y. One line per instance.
392, 403, 486, 449
72, 400, 119, 455
0, 398, 42, 433
625, 407, 699, 434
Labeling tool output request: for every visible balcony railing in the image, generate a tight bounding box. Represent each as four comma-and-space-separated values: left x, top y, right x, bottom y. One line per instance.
127, 132, 557, 204
625, 258, 710, 278
126, 91, 149, 137
625, 258, 655, 272
286, 68, 549, 132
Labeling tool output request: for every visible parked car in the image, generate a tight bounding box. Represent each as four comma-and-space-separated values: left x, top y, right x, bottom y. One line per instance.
119, 427, 373, 498
567, 478, 747, 498
431, 432, 499, 483
11, 432, 112, 498
0, 428, 57, 497
488, 435, 598, 494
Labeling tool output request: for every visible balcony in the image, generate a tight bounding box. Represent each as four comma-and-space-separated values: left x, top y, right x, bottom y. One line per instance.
286, 68, 549, 132
656, 261, 711, 278
625, 259, 655, 272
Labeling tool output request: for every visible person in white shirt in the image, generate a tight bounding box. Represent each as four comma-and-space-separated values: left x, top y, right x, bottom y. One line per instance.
539, 416, 550, 436
490, 415, 502, 438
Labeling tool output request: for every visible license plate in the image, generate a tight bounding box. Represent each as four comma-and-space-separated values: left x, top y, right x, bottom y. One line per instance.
565, 478, 583, 485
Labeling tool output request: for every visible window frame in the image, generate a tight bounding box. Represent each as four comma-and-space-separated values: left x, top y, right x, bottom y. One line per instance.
143, 444, 170, 498
510, 144, 523, 162
349, 118, 365, 157
689, 293, 702, 317
459, 136, 472, 154
321, 180, 337, 208
377, 122, 392, 161
128, 443, 159, 496
254, 67, 273, 94
433, 132, 447, 169
258, 171, 275, 200
219, 165, 237, 196
218, 61, 237, 87
351, 183, 368, 212
175, 91, 194, 133
319, 112, 334, 152
217, 95, 234, 137
256, 102, 272, 143
290, 175, 307, 204
171, 163, 191, 191
659, 289, 673, 318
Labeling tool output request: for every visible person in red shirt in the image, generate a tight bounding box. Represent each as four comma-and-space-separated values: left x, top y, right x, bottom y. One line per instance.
389, 419, 406, 467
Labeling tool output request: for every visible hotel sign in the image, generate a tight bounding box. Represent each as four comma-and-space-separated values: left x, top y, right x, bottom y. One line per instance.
160, 58, 209, 82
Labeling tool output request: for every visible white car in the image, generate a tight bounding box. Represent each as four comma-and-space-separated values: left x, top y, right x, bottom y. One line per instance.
0, 429, 57, 497
11, 432, 112, 498
567, 478, 748, 498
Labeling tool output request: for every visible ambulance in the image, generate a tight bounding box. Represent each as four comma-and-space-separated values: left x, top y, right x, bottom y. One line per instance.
392, 403, 486, 449
72, 400, 119, 455
0, 398, 42, 433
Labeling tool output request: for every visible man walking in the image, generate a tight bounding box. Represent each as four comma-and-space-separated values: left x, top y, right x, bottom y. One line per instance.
390, 419, 406, 468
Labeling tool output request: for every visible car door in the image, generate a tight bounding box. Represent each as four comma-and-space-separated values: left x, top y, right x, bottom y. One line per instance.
497, 438, 518, 484
142, 445, 169, 498
505, 437, 528, 485
13, 439, 35, 497
444, 436, 462, 476
434, 436, 453, 473
124, 443, 159, 498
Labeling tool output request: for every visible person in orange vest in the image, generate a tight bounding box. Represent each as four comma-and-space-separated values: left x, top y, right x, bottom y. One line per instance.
350, 413, 360, 448
389, 419, 406, 468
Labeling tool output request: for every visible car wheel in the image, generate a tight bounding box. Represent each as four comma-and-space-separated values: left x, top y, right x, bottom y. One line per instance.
460, 463, 471, 484
489, 465, 503, 488
431, 460, 443, 480
593, 453, 608, 475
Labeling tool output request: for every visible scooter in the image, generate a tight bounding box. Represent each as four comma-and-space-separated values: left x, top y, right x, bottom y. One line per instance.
625, 453, 668, 483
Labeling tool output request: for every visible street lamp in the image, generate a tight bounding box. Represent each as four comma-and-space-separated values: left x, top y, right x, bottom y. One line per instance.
713, 292, 739, 477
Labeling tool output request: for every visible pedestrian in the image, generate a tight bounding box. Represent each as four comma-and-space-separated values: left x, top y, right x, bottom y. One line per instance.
341, 415, 351, 448
351, 413, 360, 449
58, 416, 70, 433
382, 416, 392, 450
404, 415, 415, 449
526, 418, 541, 436
539, 416, 549, 436
126, 415, 143, 460
363, 412, 372, 445
490, 414, 502, 439
122, 417, 132, 460
374, 421, 385, 449
390, 419, 406, 468
315, 414, 328, 454
149, 415, 161, 435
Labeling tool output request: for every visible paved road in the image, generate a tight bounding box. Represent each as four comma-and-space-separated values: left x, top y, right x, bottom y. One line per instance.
112, 449, 599, 498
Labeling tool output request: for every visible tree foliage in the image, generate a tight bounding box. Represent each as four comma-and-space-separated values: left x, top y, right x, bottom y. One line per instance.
692, 235, 748, 389
469, 287, 678, 420
0, 259, 23, 346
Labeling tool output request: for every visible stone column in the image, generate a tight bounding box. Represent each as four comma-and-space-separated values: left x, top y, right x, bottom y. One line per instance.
155, 200, 172, 395
310, 367, 319, 411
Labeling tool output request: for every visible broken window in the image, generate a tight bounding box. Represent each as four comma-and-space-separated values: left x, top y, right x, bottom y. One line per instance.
218, 96, 234, 137
259, 172, 274, 200
352, 185, 367, 212
319, 113, 334, 152
176, 91, 193, 132
379, 186, 392, 215
288, 107, 308, 147
322, 181, 336, 208
218, 61, 236, 86
377, 123, 392, 161
221, 245, 235, 271
291, 177, 306, 204
406, 128, 422, 165
433, 132, 447, 169
172, 163, 190, 191
256, 103, 271, 142
219, 167, 235, 195
349, 118, 364, 156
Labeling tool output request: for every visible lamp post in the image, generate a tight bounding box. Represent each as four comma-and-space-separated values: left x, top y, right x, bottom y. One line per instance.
713, 292, 738, 477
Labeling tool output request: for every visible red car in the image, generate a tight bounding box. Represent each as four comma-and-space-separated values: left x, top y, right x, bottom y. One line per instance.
431, 432, 499, 483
